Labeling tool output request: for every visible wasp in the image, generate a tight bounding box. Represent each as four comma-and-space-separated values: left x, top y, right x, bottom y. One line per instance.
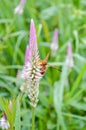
39, 52, 61, 75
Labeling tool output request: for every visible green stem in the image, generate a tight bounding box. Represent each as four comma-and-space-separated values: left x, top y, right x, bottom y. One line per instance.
32, 107, 35, 130
9, 126, 14, 130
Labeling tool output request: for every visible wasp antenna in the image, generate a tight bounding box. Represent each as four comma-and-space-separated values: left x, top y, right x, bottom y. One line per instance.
45, 51, 50, 61
47, 63, 62, 72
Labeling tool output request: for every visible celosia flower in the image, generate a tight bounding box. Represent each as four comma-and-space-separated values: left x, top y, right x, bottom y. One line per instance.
14, 0, 26, 14
50, 28, 58, 56
66, 43, 74, 69
0, 112, 10, 130
21, 19, 43, 107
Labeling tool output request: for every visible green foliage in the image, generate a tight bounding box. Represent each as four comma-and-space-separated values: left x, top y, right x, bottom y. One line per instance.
0, 0, 86, 130
15, 96, 20, 130
0, 98, 16, 130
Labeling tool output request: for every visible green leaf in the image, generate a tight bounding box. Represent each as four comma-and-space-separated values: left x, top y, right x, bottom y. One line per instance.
66, 64, 86, 101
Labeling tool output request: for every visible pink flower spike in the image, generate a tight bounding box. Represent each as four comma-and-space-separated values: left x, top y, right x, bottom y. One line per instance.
0, 112, 10, 130
50, 28, 58, 56
14, 0, 26, 14
53, 28, 58, 43
29, 19, 38, 53
20, 0, 26, 6
68, 43, 72, 56
21, 19, 43, 107
24, 19, 38, 64
3, 112, 7, 121
66, 43, 74, 69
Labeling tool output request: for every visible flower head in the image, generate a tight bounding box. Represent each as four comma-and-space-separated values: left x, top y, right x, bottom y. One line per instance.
66, 43, 74, 69
50, 28, 58, 56
0, 112, 10, 130
22, 19, 43, 107
14, 0, 26, 14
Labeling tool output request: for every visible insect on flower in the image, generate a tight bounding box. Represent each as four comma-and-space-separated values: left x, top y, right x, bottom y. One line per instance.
39, 52, 62, 75
21, 19, 61, 107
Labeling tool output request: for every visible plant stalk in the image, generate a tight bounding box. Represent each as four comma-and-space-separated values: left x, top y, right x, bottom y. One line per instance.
32, 107, 35, 130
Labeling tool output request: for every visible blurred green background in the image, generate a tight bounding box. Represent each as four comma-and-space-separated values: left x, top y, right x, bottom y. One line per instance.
0, 0, 86, 130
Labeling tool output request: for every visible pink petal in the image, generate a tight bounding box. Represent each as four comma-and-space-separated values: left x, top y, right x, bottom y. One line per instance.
53, 28, 58, 43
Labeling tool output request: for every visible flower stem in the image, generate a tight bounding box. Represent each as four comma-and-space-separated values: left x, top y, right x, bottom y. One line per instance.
32, 107, 35, 130
9, 126, 14, 130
